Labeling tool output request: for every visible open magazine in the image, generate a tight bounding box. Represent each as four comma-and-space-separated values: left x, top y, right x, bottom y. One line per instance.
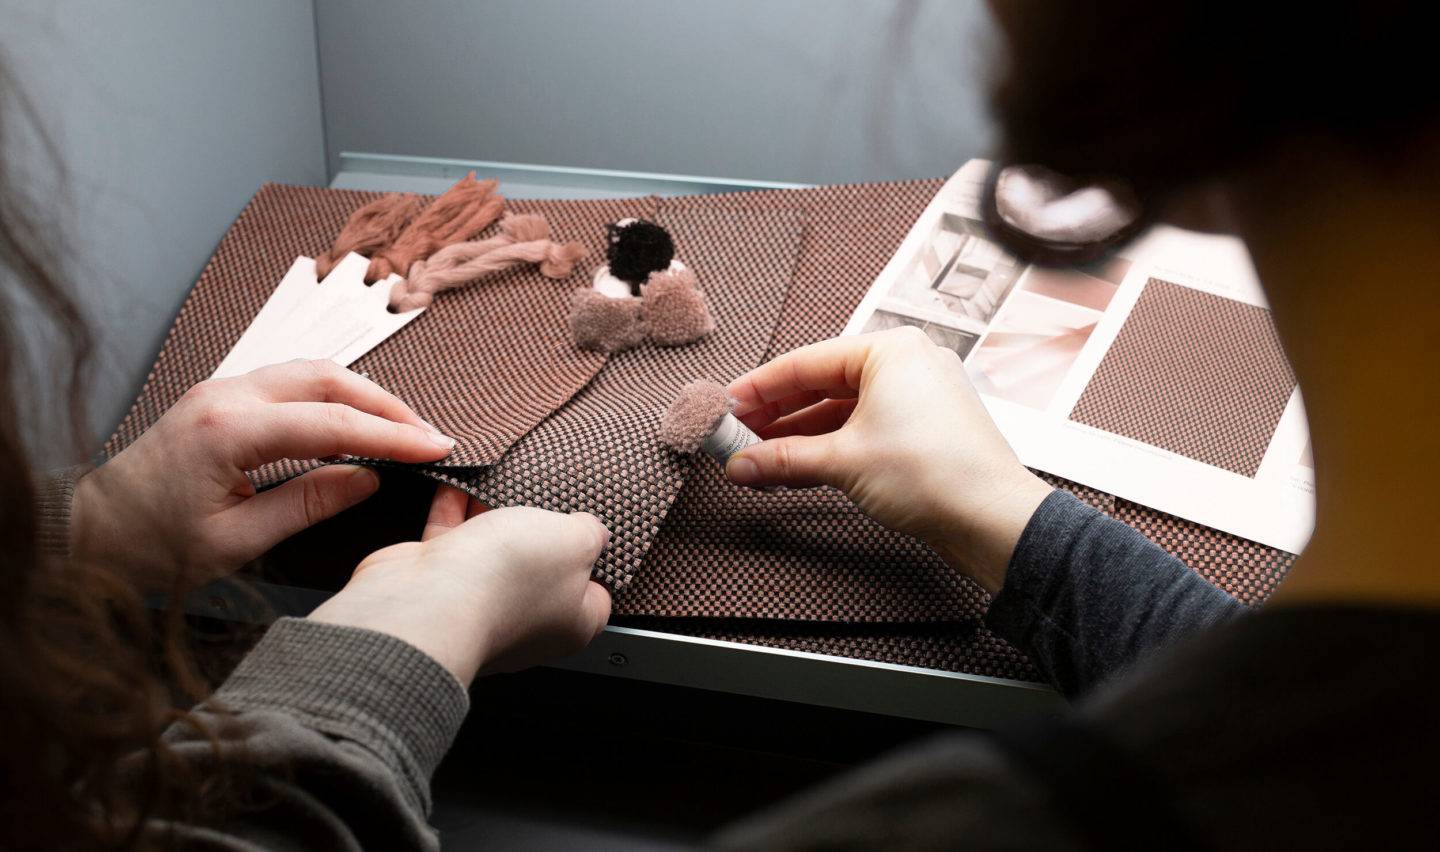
844, 160, 1314, 553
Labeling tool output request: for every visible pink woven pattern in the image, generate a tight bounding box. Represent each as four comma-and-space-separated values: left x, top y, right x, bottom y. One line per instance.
1069, 278, 1296, 477
106, 180, 1300, 681
1109, 499, 1296, 606
104, 184, 646, 476
414, 203, 807, 590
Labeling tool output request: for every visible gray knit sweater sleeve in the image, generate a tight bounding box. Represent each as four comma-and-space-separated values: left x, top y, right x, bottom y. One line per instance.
157, 618, 470, 851
984, 490, 1245, 697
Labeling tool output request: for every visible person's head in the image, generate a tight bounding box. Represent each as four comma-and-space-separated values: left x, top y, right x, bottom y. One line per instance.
0, 54, 223, 850
986, 1, 1438, 225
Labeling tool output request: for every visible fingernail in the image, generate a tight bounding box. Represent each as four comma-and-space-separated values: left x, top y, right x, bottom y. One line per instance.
426, 430, 457, 451
348, 466, 380, 497
726, 456, 760, 486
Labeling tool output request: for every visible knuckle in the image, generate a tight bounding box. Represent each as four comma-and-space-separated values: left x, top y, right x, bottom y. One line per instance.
181, 379, 223, 405
299, 474, 334, 527
321, 404, 361, 435
771, 441, 799, 479
890, 325, 931, 348
190, 401, 239, 435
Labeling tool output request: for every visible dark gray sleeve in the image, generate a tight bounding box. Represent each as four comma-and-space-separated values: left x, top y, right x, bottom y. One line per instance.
150, 618, 469, 851
985, 490, 1244, 698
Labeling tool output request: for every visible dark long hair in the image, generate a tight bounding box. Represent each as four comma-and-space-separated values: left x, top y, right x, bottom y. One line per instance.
0, 55, 225, 851
988, 0, 1439, 204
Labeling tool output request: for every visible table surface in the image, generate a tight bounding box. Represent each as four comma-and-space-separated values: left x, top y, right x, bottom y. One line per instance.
189, 151, 1065, 729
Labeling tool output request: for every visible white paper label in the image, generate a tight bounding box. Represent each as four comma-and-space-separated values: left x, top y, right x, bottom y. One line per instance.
211, 252, 426, 380
699, 412, 761, 465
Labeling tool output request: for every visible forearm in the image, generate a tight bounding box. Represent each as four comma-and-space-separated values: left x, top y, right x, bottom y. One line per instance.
986, 490, 1244, 697
152, 618, 469, 850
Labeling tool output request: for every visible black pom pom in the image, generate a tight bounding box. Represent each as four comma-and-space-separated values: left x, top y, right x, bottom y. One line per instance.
606, 219, 675, 294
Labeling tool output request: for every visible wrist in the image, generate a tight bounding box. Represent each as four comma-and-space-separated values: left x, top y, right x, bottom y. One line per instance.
930, 471, 1053, 596
311, 544, 496, 688
70, 468, 120, 571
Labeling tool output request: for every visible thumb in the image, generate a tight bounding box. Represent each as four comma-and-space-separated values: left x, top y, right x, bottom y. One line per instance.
725, 435, 839, 489
227, 464, 380, 553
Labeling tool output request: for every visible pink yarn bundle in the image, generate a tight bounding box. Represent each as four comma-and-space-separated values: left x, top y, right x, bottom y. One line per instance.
366, 172, 503, 283
316, 192, 425, 279
389, 213, 585, 312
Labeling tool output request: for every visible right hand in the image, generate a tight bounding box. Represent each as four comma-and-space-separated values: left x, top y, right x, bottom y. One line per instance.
724, 327, 1053, 594
309, 487, 612, 687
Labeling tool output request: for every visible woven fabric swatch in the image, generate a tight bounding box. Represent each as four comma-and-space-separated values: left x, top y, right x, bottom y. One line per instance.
104, 184, 651, 477
105, 180, 1301, 681
615, 180, 982, 621
413, 203, 807, 590
1069, 278, 1297, 477
1109, 499, 1295, 606
615, 616, 1045, 683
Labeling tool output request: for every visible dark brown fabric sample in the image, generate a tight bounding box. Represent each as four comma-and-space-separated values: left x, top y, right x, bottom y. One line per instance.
413, 203, 807, 590
1069, 278, 1297, 477
105, 184, 652, 476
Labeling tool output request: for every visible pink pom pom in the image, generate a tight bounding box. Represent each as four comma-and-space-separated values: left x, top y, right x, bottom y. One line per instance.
660, 379, 733, 453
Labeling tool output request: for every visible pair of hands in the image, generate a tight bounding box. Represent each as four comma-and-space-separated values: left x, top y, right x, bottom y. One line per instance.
80, 328, 1047, 687
74, 360, 610, 687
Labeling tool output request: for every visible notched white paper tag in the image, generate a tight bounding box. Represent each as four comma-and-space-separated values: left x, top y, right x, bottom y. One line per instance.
211, 252, 426, 379
212, 255, 319, 378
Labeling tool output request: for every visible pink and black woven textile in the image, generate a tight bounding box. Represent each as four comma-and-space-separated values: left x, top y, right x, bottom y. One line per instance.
106, 181, 1298, 682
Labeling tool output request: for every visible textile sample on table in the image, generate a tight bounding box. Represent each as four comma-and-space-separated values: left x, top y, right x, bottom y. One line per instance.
410, 203, 806, 590
1069, 278, 1297, 477
106, 184, 654, 477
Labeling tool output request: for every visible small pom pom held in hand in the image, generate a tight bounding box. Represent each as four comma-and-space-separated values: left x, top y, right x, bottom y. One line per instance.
644, 267, 716, 346
606, 219, 675, 293
569, 289, 647, 353
660, 380, 734, 453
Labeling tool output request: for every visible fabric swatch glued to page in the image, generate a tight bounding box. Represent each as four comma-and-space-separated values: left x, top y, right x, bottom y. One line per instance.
418, 203, 807, 591
1069, 278, 1296, 477
105, 184, 649, 483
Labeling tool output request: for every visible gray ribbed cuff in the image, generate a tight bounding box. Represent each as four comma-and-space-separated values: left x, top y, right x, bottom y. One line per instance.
35, 465, 91, 560
985, 489, 1096, 645
215, 617, 470, 814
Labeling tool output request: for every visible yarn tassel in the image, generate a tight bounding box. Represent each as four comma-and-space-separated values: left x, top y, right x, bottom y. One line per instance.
315, 192, 425, 279
389, 213, 585, 312
366, 172, 503, 282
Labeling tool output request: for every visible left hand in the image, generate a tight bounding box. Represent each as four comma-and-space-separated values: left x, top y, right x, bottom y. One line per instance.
309, 486, 613, 686
71, 359, 458, 589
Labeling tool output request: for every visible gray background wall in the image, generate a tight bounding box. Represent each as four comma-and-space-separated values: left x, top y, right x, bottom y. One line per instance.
312, 0, 997, 185
1, 0, 996, 452
0, 0, 327, 449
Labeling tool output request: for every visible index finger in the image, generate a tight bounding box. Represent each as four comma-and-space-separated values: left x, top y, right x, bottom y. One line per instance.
727, 334, 877, 428
239, 360, 431, 430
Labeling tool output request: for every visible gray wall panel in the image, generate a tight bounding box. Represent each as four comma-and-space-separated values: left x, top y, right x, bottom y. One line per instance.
313, 0, 997, 185
1, 1, 326, 449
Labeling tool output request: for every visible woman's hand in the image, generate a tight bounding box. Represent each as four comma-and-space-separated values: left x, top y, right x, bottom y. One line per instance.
309, 486, 612, 686
724, 327, 1053, 594
71, 360, 458, 588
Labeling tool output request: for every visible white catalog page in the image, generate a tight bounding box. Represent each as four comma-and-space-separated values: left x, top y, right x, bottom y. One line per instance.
844, 160, 1314, 554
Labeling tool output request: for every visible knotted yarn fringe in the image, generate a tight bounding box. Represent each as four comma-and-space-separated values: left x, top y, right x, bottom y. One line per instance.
366, 172, 504, 282
390, 212, 585, 312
